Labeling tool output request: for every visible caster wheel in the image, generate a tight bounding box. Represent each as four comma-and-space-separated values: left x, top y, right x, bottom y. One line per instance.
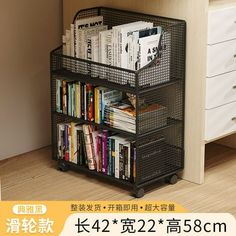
167, 174, 178, 185
58, 162, 69, 172
134, 188, 145, 198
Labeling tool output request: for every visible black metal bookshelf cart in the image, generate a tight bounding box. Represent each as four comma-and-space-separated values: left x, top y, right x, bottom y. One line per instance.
50, 7, 186, 198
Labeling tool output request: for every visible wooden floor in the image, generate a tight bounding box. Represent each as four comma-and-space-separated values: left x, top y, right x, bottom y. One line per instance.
0, 143, 236, 215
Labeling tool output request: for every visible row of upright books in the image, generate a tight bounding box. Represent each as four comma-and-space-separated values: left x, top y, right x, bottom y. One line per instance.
56, 78, 122, 121
56, 78, 169, 134
56, 78, 139, 133
57, 123, 136, 181
63, 15, 162, 71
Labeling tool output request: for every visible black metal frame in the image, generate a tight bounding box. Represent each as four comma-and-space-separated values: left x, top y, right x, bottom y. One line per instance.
50, 7, 186, 197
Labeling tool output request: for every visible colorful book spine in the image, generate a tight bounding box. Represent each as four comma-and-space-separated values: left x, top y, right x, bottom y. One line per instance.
107, 137, 112, 176
94, 87, 100, 123
60, 83, 63, 114
133, 147, 136, 182
87, 84, 94, 121
111, 138, 115, 176
95, 135, 100, 171
114, 139, 120, 179
97, 135, 102, 172
123, 145, 129, 180
67, 83, 71, 116
64, 124, 69, 161
71, 83, 75, 116
102, 130, 108, 174
101, 89, 105, 123
71, 123, 77, 164
56, 80, 62, 112
76, 82, 81, 118
81, 83, 85, 119
80, 131, 85, 165
76, 129, 80, 165
57, 124, 63, 159
81, 129, 88, 166
84, 84, 87, 120
83, 125, 96, 170
119, 143, 125, 179
62, 81, 67, 114
124, 143, 131, 180
68, 124, 72, 162
91, 131, 99, 170
99, 90, 102, 124
72, 84, 76, 117
75, 83, 78, 118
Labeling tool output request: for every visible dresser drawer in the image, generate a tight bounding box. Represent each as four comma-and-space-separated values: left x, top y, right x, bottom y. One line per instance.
206, 70, 236, 109
208, 6, 236, 45
207, 39, 236, 77
205, 102, 236, 141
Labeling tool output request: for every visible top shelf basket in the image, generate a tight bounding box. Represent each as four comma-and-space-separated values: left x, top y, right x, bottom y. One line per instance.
51, 7, 186, 93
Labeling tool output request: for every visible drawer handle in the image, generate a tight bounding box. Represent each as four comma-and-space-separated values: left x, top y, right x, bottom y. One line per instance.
232, 117, 236, 122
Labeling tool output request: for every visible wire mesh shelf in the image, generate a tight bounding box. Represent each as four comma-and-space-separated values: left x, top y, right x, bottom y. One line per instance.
50, 6, 186, 196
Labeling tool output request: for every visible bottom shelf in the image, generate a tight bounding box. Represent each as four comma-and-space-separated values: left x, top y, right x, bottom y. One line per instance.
58, 159, 134, 188
56, 159, 183, 197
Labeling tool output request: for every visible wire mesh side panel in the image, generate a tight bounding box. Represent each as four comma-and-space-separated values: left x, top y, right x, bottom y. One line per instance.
136, 123, 184, 184
51, 48, 136, 88
98, 7, 185, 88
51, 48, 96, 76
51, 51, 63, 74
138, 23, 185, 88
137, 81, 184, 135
51, 75, 57, 113
137, 32, 171, 88
51, 73, 57, 160
170, 23, 186, 81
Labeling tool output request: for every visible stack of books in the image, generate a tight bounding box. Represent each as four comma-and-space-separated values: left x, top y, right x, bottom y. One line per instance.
104, 102, 168, 134
57, 123, 136, 181
104, 102, 136, 133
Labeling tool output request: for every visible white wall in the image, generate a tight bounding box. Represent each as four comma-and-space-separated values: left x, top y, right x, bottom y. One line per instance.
0, 0, 62, 160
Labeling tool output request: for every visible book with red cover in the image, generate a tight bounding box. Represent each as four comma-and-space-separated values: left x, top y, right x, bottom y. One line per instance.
87, 84, 94, 121
97, 134, 102, 172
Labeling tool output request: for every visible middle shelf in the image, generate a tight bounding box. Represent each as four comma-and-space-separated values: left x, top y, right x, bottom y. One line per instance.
53, 112, 182, 138
51, 75, 184, 137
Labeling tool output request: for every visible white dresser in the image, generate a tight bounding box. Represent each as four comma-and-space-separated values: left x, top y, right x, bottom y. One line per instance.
205, 3, 236, 141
